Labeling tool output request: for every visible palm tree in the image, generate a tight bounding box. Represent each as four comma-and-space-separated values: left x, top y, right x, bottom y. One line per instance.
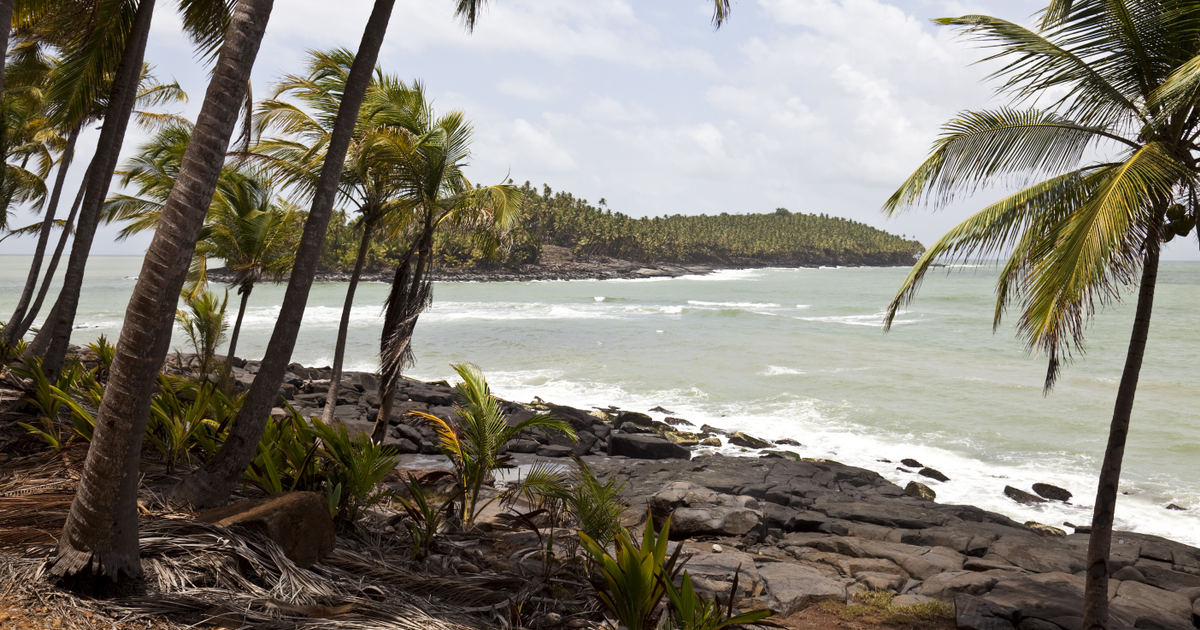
197, 171, 301, 363
23, 0, 226, 380
171, 0, 400, 509
368, 85, 521, 444
882, 3, 1200, 627
50, 0, 274, 595
248, 49, 415, 423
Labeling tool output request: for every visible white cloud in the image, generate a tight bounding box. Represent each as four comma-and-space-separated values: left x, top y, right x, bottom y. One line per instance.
580, 97, 655, 123
497, 79, 562, 101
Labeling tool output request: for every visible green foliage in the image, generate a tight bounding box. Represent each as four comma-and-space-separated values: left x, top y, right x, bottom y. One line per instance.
175, 287, 229, 377
316, 182, 924, 272
578, 510, 686, 630
816, 590, 952, 623
145, 376, 234, 473
393, 474, 460, 559
413, 363, 575, 529
13, 358, 87, 451
310, 417, 401, 525
83, 335, 116, 383
664, 570, 772, 630
502, 457, 628, 548
245, 405, 399, 527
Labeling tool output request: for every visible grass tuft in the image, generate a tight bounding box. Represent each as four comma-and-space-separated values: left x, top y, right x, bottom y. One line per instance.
815, 591, 954, 624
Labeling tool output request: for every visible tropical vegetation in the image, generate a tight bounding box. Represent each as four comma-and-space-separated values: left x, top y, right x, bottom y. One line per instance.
883, 1, 1200, 627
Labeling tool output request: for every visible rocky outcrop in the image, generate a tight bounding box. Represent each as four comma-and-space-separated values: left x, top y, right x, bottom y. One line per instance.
608, 434, 691, 460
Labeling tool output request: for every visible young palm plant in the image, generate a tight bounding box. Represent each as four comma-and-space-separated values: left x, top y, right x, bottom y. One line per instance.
409, 363, 575, 529
883, 3, 1200, 627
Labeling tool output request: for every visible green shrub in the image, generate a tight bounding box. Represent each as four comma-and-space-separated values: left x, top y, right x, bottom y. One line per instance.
393, 474, 460, 559
311, 416, 401, 525
412, 363, 575, 528
502, 456, 627, 548
146, 376, 235, 472
664, 569, 771, 630
13, 357, 86, 451
578, 509, 685, 630
175, 288, 228, 377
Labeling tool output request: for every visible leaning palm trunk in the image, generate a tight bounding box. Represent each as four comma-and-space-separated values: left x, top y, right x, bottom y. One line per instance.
50, 0, 274, 595
0, 0, 11, 197
17, 162, 91, 340
370, 229, 433, 445
1082, 219, 1163, 629
25, 1, 156, 381
225, 284, 253, 365
3, 123, 81, 354
323, 219, 378, 423
172, 0, 398, 509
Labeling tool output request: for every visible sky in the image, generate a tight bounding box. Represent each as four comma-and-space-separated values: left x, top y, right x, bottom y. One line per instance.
4, 0, 1200, 260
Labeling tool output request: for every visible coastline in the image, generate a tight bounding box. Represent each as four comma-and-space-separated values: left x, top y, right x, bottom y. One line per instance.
205, 245, 913, 284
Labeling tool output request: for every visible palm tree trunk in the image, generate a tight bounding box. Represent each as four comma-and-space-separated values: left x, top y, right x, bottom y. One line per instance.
0, 0, 12, 199
370, 221, 434, 444
17, 163, 92, 339
25, 0, 156, 382
226, 284, 253, 365
1081, 218, 1163, 630
171, 0, 397, 509
4, 123, 81, 352
49, 0, 274, 595
323, 219, 377, 423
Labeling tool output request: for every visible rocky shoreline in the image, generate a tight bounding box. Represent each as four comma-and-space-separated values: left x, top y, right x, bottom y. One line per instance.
237, 359, 1200, 630
206, 245, 908, 285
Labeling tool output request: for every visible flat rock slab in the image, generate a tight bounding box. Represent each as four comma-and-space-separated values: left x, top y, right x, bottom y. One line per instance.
608, 433, 691, 460
198, 491, 335, 569
815, 501, 952, 529
755, 561, 846, 615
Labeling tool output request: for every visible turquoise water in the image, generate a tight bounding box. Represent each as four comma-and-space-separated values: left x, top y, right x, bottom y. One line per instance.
2, 255, 1198, 544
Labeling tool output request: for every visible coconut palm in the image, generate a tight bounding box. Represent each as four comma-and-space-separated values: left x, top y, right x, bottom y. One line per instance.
247, 49, 416, 423
368, 86, 521, 444
2, 56, 188, 351
50, 0, 274, 595
197, 172, 302, 363
23, 0, 229, 381
172, 0, 400, 510
882, 3, 1200, 627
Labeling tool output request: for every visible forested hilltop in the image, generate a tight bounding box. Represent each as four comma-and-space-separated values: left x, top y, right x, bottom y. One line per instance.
319, 182, 925, 272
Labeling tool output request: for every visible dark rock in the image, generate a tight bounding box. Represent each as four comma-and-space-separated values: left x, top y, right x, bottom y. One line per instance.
663, 416, 692, 426
649, 406, 674, 414
1166, 503, 1187, 511
507, 439, 540, 454
905, 481, 937, 500
816, 502, 952, 529
393, 424, 424, 445
1135, 561, 1200, 591
620, 422, 659, 434
757, 562, 846, 615
955, 593, 1019, 630
357, 373, 378, 392
198, 492, 335, 569
536, 444, 573, 458
728, 432, 772, 449
608, 433, 691, 460
1113, 566, 1147, 582
393, 438, 420, 454
760, 450, 801, 461
774, 438, 802, 446
549, 404, 603, 434
395, 380, 455, 406
617, 411, 654, 427
919, 467, 950, 482
901, 458, 923, 468
700, 424, 730, 436
1004, 486, 1047, 505
1031, 483, 1072, 502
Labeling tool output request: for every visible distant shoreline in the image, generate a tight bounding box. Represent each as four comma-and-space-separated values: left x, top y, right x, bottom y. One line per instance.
207, 251, 915, 285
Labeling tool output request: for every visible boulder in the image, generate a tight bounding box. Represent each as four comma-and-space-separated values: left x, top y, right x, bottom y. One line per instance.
901, 458, 923, 468
507, 439, 540, 454
1024, 521, 1066, 537
700, 424, 730, 436
916, 571, 1001, 600
1031, 483, 1072, 502
671, 507, 760, 537
536, 444, 572, 458
955, 593, 1019, 630
756, 561, 846, 615
676, 548, 759, 599
988, 535, 1086, 574
1112, 580, 1193, 623
728, 432, 772, 449
774, 438, 802, 446
919, 467, 950, 482
198, 492, 335, 569
1003, 486, 1046, 505
608, 433, 691, 460
905, 481, 936, 500
815, 502, 951, 529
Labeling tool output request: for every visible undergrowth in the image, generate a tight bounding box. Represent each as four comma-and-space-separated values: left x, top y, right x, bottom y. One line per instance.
815, 591, 953, 624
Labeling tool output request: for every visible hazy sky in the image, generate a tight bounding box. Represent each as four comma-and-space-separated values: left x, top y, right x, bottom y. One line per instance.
5, 0, 1199, 260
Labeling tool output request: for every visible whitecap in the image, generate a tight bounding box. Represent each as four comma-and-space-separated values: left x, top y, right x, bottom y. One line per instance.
687, 300, 781, 308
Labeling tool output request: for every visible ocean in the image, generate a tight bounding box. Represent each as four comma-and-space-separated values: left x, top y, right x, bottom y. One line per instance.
2, 255, 1198, 545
